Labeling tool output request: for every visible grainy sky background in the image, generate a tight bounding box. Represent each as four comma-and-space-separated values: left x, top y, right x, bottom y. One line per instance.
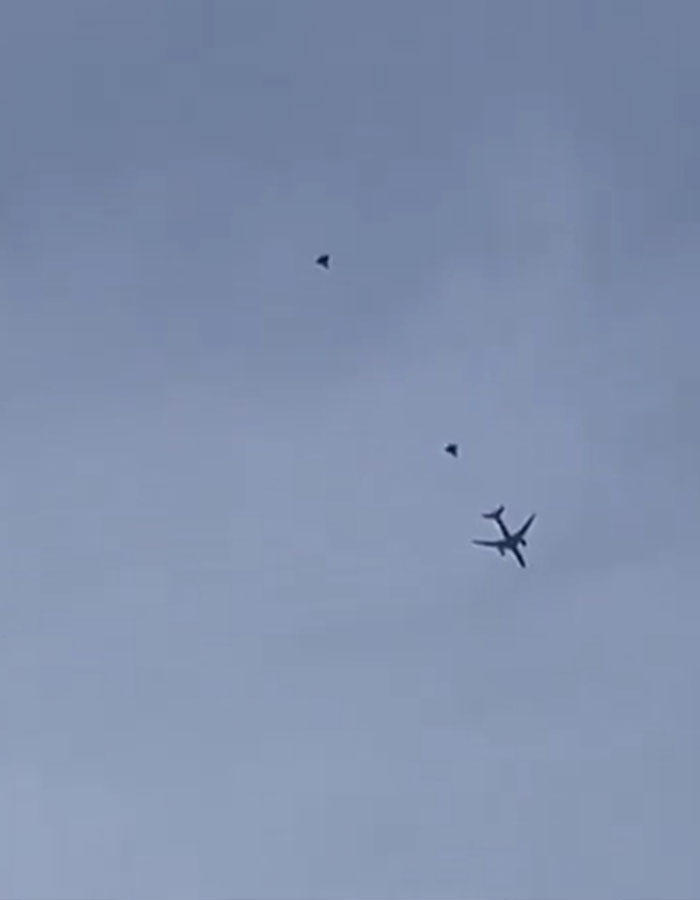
0, 2, 698, 898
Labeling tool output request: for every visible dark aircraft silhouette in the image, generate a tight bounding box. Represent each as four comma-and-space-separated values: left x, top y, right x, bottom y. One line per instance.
315, 254, 330, 269
444, 443, 459, 458
472, 505, 536, 568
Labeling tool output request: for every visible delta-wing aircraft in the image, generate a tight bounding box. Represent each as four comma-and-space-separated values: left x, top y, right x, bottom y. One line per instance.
472, 505, 536, 568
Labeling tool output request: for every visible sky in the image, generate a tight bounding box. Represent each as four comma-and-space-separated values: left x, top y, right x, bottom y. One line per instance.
0, 2, 699, 898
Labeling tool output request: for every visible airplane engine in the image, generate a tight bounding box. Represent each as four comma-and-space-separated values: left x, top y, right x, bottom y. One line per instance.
521, 539, 527, 547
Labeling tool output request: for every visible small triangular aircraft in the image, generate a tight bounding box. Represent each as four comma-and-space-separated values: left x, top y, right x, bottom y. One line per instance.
444, 443, 459, 458
315, 254, 330, 270
472, 505, 536, 568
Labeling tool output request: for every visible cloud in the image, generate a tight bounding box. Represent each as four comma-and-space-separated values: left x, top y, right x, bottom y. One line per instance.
1, 3, 699, 898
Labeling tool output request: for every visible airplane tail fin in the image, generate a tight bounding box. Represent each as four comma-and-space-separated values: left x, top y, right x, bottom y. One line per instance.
482, 505, 505, 520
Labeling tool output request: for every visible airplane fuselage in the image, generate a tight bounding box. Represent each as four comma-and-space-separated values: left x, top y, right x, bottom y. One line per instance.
492, 514, 528, 548
499, 528, 528, 567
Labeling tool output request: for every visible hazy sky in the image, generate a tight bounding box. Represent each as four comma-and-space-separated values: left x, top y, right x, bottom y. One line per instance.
1, 2, 699, 898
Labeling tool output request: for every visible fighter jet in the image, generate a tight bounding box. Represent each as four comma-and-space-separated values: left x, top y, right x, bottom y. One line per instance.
472, 505, 536, 568
444, 443, 459, 458
315, 254, 330, 270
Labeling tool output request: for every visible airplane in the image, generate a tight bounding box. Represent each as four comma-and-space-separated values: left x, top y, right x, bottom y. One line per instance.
315, 253, 330, 270
444, 443, 459, 458
472, 505, 536, 568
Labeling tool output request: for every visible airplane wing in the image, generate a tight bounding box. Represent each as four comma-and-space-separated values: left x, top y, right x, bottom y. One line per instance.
511, 546, 527, 568
515, 513, 536, 540
472, 539, 504, 550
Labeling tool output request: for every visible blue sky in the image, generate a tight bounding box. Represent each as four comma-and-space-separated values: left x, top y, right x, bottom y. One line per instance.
1, 3, 699, 898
